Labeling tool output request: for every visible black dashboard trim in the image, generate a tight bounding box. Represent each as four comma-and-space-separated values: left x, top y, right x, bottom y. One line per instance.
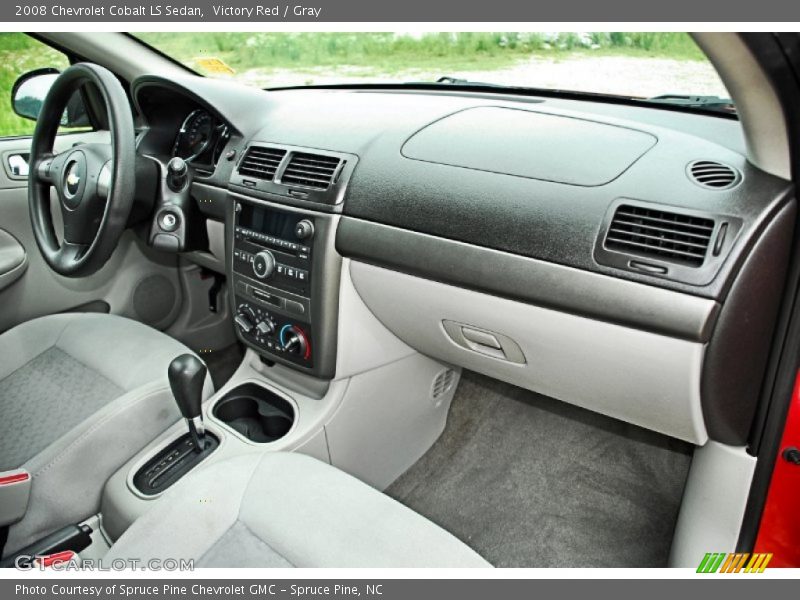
701, 200, 796, 445
336, 216, 720, 342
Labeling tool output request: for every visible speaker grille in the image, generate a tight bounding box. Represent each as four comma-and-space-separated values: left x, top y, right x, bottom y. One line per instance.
133, 274, 177, 327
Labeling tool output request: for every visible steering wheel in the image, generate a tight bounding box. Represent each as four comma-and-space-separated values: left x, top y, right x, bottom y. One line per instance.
28, 63, 135, 277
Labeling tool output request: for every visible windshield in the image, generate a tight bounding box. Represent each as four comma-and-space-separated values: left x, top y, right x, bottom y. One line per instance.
134, 32, 732, 112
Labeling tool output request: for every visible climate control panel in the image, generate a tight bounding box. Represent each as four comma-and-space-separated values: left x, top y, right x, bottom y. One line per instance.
234, 298, 313, 367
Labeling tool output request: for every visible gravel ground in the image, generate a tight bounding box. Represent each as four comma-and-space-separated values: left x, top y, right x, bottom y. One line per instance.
233, 55, 729, 98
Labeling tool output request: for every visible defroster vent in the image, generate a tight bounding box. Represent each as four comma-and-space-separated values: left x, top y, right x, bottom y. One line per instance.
688, 160, 741, 190
281, 152, 341, 190
238, 146, 287, 181
604, 204, 715, 267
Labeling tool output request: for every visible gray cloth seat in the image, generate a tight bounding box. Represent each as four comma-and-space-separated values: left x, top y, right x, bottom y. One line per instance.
0, 312, 212, 555
107, 452, 491, 568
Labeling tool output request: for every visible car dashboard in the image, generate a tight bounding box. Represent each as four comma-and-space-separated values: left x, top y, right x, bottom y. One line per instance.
130, 73, 795, 449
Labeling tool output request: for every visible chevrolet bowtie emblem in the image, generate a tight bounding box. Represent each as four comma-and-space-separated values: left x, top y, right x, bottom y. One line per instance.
66, 172, 80, 186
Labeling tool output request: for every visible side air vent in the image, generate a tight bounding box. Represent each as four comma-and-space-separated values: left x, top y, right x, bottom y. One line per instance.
281, 152, 341, 190
605, 204, 715, 267
688, 160, 741, 190
238, 146, 287, 181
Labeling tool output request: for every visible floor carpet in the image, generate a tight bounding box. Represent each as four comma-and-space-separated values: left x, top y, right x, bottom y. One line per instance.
387, 370, 693, 567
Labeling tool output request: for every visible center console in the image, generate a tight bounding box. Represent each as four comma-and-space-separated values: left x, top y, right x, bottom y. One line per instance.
229, 194, 341, 379
97, 129, 461, 554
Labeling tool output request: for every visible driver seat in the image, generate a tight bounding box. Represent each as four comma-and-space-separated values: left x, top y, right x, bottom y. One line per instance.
0, 312, 213, 557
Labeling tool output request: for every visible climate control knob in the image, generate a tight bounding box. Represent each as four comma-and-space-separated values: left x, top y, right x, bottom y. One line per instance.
279, 325, 310, 360
252, 250, 276, 279
234, 306, 256, 334
256, 318, 276, 337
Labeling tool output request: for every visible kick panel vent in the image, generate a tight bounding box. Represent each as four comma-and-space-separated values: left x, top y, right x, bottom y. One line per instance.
688, 160, 741, 190
281, 152, 341, 190
431, 368, 456, 402
605, 204, 715, 267
238, 146, 287, 181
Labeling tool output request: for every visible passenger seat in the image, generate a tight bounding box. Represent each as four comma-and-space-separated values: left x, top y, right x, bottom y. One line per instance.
105, 452, 491, 567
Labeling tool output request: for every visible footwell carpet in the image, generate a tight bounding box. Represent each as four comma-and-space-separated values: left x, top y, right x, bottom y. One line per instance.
387, 371, 692, 567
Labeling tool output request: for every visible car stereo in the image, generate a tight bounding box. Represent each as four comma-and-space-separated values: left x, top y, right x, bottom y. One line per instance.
230, 199, 337, 375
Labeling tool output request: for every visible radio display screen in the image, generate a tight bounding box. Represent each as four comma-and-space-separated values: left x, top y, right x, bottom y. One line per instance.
239, 203, 303, 241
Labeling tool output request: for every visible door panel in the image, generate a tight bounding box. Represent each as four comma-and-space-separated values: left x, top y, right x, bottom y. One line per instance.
0, 227, 26, 292
753, 370, 800, 567
0, 132, 183, 334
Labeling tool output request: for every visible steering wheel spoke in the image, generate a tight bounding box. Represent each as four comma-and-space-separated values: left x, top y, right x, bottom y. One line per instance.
55, 242, 89, 270
34, 155, 54, 184
33, 151, 67, 185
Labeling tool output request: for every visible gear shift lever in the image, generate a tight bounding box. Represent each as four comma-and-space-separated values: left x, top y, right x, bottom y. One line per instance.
131, 354, 218, 495
168, 354, 207, 452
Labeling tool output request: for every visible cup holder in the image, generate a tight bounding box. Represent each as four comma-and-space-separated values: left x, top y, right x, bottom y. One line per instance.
213, 383, 295, 443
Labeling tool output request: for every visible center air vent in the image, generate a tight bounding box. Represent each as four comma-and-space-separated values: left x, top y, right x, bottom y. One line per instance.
604, 204, 715, 267
281, 152, 341, 190
688, 160, 741, 190
238, 146, 286, 181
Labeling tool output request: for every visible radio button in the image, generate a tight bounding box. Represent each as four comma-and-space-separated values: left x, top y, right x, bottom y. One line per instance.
251, 287, 283, 308
294, 220, 314, 240
285, 300, 306, 315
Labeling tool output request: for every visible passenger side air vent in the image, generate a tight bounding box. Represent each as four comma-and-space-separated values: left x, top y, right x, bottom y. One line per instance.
605, 204, 715, 267
688, 160, 741, 190
281, 152, 341, 190
238, 146, 287, 181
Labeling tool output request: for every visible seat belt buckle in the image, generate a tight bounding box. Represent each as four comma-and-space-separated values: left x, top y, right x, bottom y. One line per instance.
0, 469, 31, 527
